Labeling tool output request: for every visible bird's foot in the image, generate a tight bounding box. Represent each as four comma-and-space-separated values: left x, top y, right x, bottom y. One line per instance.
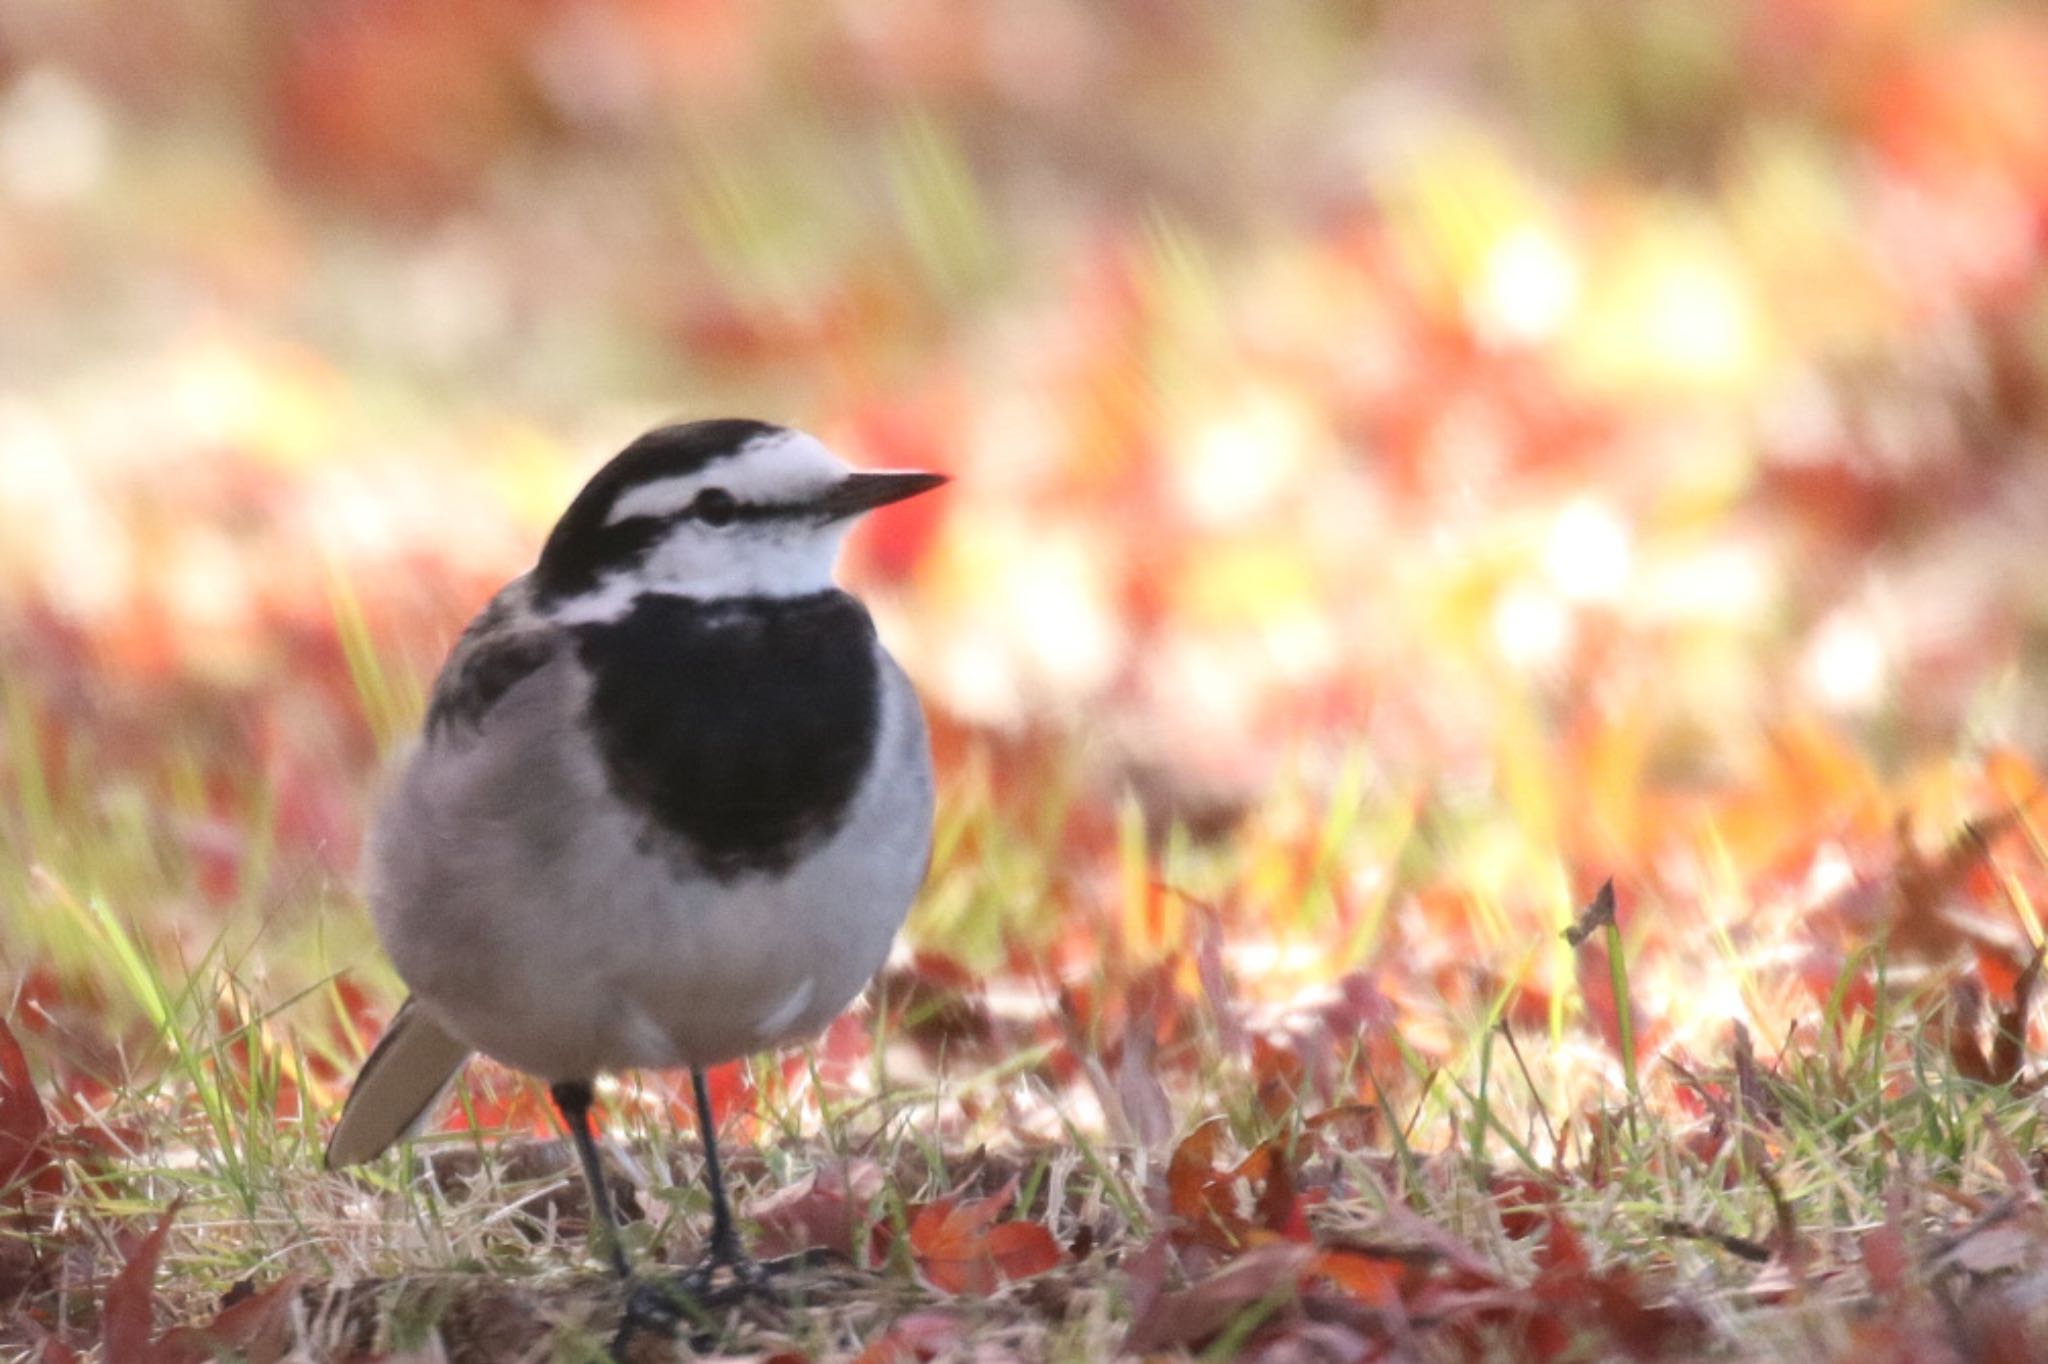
654, 1241, 836, 1310
609, 1245, 838, 1356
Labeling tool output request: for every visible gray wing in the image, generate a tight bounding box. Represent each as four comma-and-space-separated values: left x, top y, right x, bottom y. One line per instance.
421, 577, 561, 738
324, 997, 471, 1168
330, 581, 561, 1165
354, 582, 629, 1080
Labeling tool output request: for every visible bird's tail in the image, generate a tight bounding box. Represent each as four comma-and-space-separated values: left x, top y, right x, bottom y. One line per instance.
324, 996, 471, 1169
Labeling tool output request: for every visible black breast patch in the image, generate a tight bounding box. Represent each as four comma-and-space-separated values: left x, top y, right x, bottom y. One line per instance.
574, 591, 882, 880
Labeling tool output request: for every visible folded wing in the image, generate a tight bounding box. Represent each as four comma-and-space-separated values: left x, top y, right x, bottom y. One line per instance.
324, 996, 472, 1169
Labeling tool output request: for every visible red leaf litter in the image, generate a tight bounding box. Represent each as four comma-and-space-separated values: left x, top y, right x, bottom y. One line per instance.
902, 1177, 1064, 1295
0, 1014, 54, 1205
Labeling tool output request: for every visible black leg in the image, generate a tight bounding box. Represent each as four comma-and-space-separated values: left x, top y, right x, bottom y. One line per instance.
691, 1066, 746, 1267
550, 1079, 632, 1281
612, 1067, 828, 1355
679, 1067, 832, 1289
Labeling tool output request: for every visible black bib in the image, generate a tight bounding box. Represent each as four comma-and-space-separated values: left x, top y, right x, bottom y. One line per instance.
573, 591, 881, 880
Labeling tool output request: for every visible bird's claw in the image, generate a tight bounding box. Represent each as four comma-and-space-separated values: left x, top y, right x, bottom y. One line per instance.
667, 1242, 833, 1303
610, 1245, 838, 1355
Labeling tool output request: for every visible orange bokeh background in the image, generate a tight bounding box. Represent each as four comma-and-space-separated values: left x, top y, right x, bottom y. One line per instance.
5, 0, 2048, 1135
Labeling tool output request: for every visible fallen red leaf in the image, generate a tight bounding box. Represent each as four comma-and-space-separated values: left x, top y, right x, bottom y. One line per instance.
0, 1012, 53, 1203
1823, 810, 2033, 966
1114, 1013, 1175, 1147
1861, 1222, 1911, 1296
875, 956, 997, 1055
907, 1178, 1063, 1294
1524, 1210, 1708, 1360
1119, 1232, 1173, 1324
1124, 1241, 1315, 1353
1167, 1115, 1233, 1223
1949, 978, 1998, 1086
1250, 1035, 1308, 1120
746, 1159, 885, 1262
1302, 1104, 1378, 1148
1307, 1248, 1404, 1307
13, 1317, 80, 1364
1536, 1208, 1591, 1276
967, 1221, 1064, 1287
1191, 902, 1246, 1062
1167, 1119, 1310, 1249
1489, 1173, 1558, 1241
1864, 1187, 1914, 1296
102, 1200, 182, 1364
851, 1310, 966, 1364
1248, 1140, 1314, 1242
1988, 946, 2044, 1086
155, 1274, 301, 1364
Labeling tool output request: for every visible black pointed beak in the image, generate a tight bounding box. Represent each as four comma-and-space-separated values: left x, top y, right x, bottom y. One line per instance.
813, 470, 949, 520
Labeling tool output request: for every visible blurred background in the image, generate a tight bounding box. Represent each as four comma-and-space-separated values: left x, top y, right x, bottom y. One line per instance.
6, 0, 2048, 1121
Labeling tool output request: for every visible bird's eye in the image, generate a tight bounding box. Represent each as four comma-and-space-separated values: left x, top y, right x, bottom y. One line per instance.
691, 488, 738, 527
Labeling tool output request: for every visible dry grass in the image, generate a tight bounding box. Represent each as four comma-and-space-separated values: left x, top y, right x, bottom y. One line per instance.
10, 925, 2048, 1362
9, 611, 2048, 1362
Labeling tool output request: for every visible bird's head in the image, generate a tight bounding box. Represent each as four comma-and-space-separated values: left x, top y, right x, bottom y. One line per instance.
532, 419, 946, 619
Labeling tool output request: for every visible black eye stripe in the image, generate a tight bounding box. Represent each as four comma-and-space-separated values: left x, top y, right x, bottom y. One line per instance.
533, 419, 783, 603
676, 494, 814, 526
596, 490, 818, 536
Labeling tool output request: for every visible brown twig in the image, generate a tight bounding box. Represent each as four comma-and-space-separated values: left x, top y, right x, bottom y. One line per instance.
1656, 1219, 1774, 1264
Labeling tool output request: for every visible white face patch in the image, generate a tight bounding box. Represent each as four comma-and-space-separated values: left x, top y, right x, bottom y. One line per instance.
544, 428, 863, 619
604, 429, 850, 526
640, 515, 852, 599
545, 517, 857, 621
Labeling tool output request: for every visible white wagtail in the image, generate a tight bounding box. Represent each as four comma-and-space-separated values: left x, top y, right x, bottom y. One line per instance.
325, 419, 944, 1306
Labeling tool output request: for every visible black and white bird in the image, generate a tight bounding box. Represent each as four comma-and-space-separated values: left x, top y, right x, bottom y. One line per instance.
325, 419, 944, 1306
